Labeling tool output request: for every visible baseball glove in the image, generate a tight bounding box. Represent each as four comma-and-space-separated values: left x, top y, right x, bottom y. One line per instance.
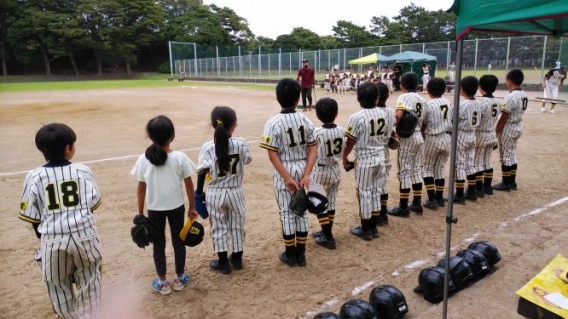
194, 191, 209, 219
131, 215, 158, 249
289, 187, 308, 217
344, 160, 355, 172
388, 136, 400, 150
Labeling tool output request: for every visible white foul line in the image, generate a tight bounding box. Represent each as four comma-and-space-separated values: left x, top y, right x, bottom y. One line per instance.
0, 140, 259, 178
299, 195, 568, 318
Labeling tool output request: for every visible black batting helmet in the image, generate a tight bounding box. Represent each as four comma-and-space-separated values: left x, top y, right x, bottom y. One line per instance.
313, 312, 341, 319
396, 111, 418, 138
339, 299, 378, 319
456, 249, 490, 279
467, 241, 501, 267
369, 285, 408, 319
416, 266, 456, 304
437, 256, 475, 289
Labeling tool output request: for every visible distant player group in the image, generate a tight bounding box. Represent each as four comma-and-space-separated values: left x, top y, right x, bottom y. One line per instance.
17, 62, 560, 318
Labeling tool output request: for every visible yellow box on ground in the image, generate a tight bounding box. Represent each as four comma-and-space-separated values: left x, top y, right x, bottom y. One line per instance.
516, 254, 568, 318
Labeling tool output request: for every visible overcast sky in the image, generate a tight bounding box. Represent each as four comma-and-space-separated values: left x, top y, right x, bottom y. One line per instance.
202, 0, 455, 39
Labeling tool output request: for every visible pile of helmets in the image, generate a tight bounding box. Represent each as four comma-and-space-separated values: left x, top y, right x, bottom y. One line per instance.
313, 284, 409, 319
414, 241, 501, 303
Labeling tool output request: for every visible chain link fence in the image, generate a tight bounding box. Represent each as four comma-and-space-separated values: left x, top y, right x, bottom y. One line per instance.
170, 36, 567, 83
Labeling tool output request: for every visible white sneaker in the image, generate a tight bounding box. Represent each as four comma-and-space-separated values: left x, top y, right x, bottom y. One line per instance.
550, 109, 556, 114
541, 107, 546, 113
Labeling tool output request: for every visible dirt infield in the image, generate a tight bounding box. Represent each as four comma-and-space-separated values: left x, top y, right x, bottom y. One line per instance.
1, 85, 567, 319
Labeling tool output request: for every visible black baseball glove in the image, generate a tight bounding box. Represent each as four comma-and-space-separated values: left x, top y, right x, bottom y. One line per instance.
344, 160, 355, 172
289, 187, 308, 217
194, 191, 209, 219
131, 215, 158, 249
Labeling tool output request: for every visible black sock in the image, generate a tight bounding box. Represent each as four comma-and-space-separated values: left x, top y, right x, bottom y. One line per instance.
295, 231, 307, 256
466, 174, 477, 194
475, 171, 484, 191
435, 179, 445, 201
510, 163, 517, 184
380, 194, 388, 214
217, 251, 229, 264
361, 219, 372, 232
424, 177, 435, 201
317, 213, 333, 239
484, 168, 493, 188
399, 188, 410, 208
412, 183, 423, 206
456, 180, 465, 197
283, 234, 295, 258
327, 210, 335, 228
370, 211, 380, 229
231, 251, 243, 260
501, 165, 512, 185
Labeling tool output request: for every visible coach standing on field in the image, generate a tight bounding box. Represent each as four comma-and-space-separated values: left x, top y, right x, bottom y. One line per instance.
297, 59, 315, 112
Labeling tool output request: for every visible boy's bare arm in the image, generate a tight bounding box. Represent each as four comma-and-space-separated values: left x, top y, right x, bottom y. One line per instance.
495, 112, 509, 134
268, 150, 299, 192
136, 182, 146, 215
300, 144, 318, 188
184, 177, 199, 219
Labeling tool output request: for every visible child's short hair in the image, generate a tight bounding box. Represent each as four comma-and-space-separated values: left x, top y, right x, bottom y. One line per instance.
400, 72, 418, 91
315, 98, 338, 123
276, 78, 301, 108
357, 82, 379, 108
376, 82, 389, 103
35, 123, 77, 162
479, 75, 499, 94
427, 77, 447, 97
460, 76, 479, 97
506, 69, 524, 86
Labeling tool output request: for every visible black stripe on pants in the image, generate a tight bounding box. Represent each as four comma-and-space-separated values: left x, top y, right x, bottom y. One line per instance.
148, 205, 186, 276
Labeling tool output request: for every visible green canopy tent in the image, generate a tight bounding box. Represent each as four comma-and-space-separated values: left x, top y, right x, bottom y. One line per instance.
440, 2, 568, 318
347, 53, 390, 65
381, 51, 437, 84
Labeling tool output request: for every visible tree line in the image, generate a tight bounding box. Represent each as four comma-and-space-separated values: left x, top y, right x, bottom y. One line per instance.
1, 0, 463, 76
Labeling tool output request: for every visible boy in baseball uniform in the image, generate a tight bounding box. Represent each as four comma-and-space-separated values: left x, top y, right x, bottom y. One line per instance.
388, 73, 427, 217
474, 75, 500, 196
343, 82, 395, 240
20, 123, 102, 318
454, 76, 480, 203
541, 63, 567, 114
493, 69, 528, 191
261, 78, 318, 267
311, 98, 345, 250
421, 78, 453, 209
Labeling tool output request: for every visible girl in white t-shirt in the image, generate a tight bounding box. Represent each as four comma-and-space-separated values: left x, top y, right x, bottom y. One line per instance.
131, 115, 198, 295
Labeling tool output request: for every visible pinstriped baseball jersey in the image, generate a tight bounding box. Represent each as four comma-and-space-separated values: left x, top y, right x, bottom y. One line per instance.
196, 137, 252, 189
397, 92, 428, 131
458, 98, 480, 132
346, 107, 395, 163
379, 106, 396, 194
502, 89, 528, 134
423, 97, 453, 135
19, 162, 102, 235
477, 96, 500, 132
546, 69, 565, 86
260, 110, 317, 161
314, 125, 345, 168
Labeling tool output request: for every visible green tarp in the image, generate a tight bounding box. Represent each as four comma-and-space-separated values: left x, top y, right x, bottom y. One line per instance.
449, 0, 568, 40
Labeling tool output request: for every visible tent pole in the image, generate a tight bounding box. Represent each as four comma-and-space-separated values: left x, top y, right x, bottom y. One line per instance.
442, 37, 463, 319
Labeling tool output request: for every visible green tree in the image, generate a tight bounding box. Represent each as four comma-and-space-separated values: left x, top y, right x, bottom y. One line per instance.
332, 20, 375, 47
209, 5, 254, 45
369, 15, 390, 38
255, 36, 274, 49
8, 1, 60, 75
273, 27, 320, 50
110, 0, 164, 75
319, 35, 340, 49
165, 5, 228, 45
0, 0, 20, 75
393, 3, 456, 43
49, 0, 85, 76
77, 0, 118, 75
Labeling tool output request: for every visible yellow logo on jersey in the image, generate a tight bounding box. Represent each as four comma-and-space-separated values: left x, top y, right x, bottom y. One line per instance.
262, 135, 272, 144
20, 201, 27, 211
347, 126, 353, 133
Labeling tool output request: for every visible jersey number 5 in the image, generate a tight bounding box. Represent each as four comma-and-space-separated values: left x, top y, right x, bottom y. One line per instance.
45, 181, 79, 211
